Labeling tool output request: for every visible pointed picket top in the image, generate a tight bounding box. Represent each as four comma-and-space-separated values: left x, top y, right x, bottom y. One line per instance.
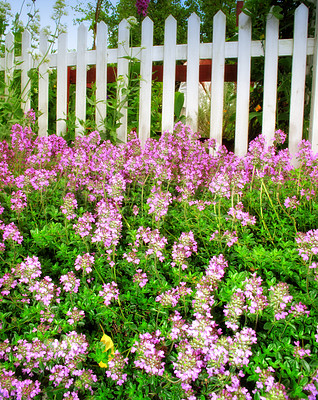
5, 31, 14, 50
165, 14, 177, 26
295, 3, 308, 18
97, 20, 107, 32
118, 18, 130, 47
238, 11, 251, 30
188, 12, 200, 24
142, 16, 154, 33
77, 23, 88, 45
214, 9, 226, 23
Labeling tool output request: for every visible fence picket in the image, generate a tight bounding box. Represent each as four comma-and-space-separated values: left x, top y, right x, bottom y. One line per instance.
56, 32, 68, 136
21, 30, 31, 113
262, 12, 279, 144
75, 24, 88, 136
4, 32, 14, 95
210, 10, 226, 148
95, 22, 108, 132
139, 17, 154, 147
289, 4, 309, 160
309, 1, 318, 153
186, 13, 200, 132
235, 12, 252, 157
0, 8, 315, 158
38, 30, 49, 136
162, 15, 177, 134
117, 19, 130, 143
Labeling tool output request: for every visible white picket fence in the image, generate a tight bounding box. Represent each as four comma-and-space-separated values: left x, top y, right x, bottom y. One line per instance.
1, 4, 318, 157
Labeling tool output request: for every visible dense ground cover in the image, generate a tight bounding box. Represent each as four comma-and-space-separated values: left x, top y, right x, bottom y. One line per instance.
0, 114, 318, 399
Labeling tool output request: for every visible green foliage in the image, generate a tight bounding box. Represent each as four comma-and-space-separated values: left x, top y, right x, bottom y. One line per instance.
0, 120, 318, 398
73, 0, 238, 47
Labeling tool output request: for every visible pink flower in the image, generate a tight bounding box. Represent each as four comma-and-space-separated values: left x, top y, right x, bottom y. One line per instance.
133, 269, 148, 287
60, 272, 80, 293
74, 253, 94, 274
61, 192, 78, 220
99, 282, 119, 306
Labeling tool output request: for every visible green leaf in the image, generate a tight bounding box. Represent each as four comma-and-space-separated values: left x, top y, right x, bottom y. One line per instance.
174, 91, 184, 120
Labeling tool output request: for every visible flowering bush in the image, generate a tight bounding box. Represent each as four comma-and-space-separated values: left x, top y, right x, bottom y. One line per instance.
0, 119, 318, 399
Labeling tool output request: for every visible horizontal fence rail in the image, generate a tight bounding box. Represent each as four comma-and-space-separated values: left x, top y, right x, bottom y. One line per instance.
1, 5, 318, 157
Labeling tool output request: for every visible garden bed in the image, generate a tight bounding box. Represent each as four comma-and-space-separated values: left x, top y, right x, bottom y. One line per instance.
0, 117, 317, 400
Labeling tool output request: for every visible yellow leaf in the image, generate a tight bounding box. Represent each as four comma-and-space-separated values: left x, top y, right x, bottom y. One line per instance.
98, 333, 115, 368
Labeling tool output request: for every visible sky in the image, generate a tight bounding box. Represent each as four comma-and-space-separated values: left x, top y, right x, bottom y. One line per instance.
8, 0, 119, 49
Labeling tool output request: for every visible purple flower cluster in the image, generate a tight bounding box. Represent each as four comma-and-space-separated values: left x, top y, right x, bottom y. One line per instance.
289, 301, 310, 318
73, 212, 95, 238
253, 367, 289, 399
304, 369, 318, 400
273, 128, 287, 145
209, 172, 231, 199
296, 229, 318, 262
60, 272, 80, 293
136, 0, 150, 16
223, 289, 245, 331
0, 331, 92, 396
10, 190, 27, 213
11, 123, 34, 153
133, 269, 148, 287
171, 231, 197, 270
156, 287, 180, 307
192, 254, 228, 315
147, 185, 172, 221
168, 311, 188, 341
99, 281, 119, 306
105, 350, 128, 385
210, 229, 238, 247
227, 202, 256, 226
210, 374, 252, 400
293, 340, 311, 359
173, 339, 204, 381
25, 108, 36, 125
29, 276, 61, 307
0, 369, 41, 399
268, 282, 293, 320
74, 253, 94, 274
284, 195, 300, 209
106, 172, 126, 202
61, 193, 78, 220
92, 198, 122, 250
242, 273, 268, 314
1, 221, 23, 244
0, 272, 18, 296
12, 255, 42, 284
134, 226, 168, 261
131, 330, 165, 376
66, 307, 85, 325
